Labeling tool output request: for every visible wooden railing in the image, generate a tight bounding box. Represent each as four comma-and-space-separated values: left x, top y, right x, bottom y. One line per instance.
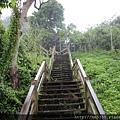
59, 47, 68, 55
18, 46, 56, 120
72, 59, 107, 119
18, 61, 48, 120
18, 46, 107, 120
67, 47, 73, 69
49, 46, 56, 74
65, 48, 107, 119
40, 45, 49, 57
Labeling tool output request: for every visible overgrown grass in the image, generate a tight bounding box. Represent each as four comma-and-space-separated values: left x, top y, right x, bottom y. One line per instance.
72, 50, 120, 114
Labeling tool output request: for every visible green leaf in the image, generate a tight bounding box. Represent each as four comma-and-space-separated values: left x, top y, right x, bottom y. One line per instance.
10, 0, 15, 6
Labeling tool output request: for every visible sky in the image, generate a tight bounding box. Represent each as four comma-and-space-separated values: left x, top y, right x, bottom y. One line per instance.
1, 0, 120, 32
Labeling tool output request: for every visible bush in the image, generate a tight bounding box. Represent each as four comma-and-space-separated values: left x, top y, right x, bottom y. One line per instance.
0, 83, 22, 120
72, 51, 120, 114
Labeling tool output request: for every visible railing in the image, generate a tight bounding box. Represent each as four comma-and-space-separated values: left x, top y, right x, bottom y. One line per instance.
60, 47, 106, 117
40, 45, 49, 57
18, 46, 107, 120
67, 47, 73, 69
49, 46, 56, 74
72, 59, 107, 119
18, 61, 48, 120
59, 47, 68, 55
18, 46, 56, 120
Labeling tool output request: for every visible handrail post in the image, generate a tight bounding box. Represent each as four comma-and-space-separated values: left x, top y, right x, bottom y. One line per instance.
49, 46, 56, 74
84, 77, 90, 114
44, 60, 47, 82
32, 82, 38, 114
67, 47, 73, 69
35, 85, 38, 114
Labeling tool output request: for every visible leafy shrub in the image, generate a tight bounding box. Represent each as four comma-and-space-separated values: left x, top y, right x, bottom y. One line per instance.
72, 51, 120, 114
0, 83, 22, 120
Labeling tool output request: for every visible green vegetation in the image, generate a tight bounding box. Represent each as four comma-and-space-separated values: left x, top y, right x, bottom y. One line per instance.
0, 0, 14, 9
1, 0, 120, 118
72, 50, 120, 114
0, 8, 49, 119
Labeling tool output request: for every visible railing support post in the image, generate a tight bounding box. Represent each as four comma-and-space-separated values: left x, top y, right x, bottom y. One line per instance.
31, 81, 38, 114
84, 77, 88, 114
84, 77, 91, 114
34, 84, 38, 114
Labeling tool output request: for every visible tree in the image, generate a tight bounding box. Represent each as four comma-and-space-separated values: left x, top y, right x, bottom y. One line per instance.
0, 0, 14, 9
0, 20, 10, 83
28, 0, 64, 49
0, 0, 50, 89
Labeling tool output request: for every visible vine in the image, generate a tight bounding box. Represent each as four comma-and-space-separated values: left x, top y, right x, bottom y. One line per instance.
8, 8, 19, 55
8, 1, 21, 89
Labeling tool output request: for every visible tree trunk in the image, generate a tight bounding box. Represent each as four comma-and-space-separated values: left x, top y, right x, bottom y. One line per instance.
19, 0, 35, 27
10, 0, 35, 89
74, 43, 75, 52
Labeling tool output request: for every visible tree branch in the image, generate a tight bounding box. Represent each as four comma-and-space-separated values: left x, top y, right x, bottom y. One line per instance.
20, 0, 50, 27
34, 0, 50, 10
20, 0, 34, 27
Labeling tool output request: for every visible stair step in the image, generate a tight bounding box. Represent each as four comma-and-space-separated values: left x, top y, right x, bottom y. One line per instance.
51, 78, 73, 81
54, 59, 69, 61
32, 117, 76, 120
32, 113, 83, 120
53, 66, 70, 68
50, 79, 73, 81
39, 97, 84, 102
52, 68, 71, 70
39, 92, 84, 97
43, 83, 82, 86
51, 74, 72, 77
51, 73, 72, 75
53, 65, 70, 67
51, 73, 72, 76
41, 88, 83, 92
42, 86, 80, 89
42, 117, 76, 120
51, 70, 72, 72
31, 113, 79, 120
39, 103, 85, 111
43, 84, 82, 88
38, 108, 85, 114
52, 75, 72, 77
51, 75, 72, 78
43, 80, 81, 84
39, 102, 84, 107
39, 93, 83, 99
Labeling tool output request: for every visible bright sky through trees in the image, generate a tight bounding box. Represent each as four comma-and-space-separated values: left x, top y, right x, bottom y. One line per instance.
1, 0, 120, 31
